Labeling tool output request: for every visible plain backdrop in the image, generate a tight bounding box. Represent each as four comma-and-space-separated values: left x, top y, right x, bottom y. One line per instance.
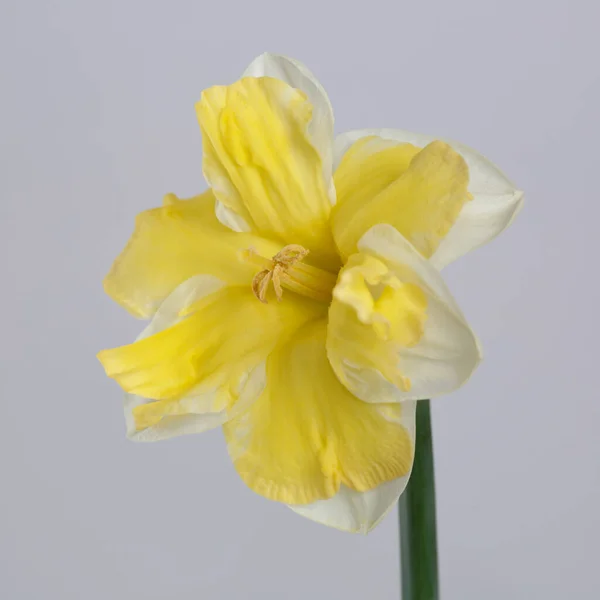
1, 1, 599, 598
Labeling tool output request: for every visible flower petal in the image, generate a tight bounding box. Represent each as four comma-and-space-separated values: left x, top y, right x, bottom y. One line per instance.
335, 129, 524, 268
216, 54, 335, 233
333, 135, 420, 211
289, 401, 416, 533
327, 224, 481, 403
98, 276, 325, 438
243, 53, 335, 202
223, 319, 414, 506
197, 76, 338, 268
331, 138, 471, 261
104, 190, 280, 318
119, 275, 254, 442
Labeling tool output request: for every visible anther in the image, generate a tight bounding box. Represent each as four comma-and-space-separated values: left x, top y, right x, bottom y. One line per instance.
250, 244, 310, 303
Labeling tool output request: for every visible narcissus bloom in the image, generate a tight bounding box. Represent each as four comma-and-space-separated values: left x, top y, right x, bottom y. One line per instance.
98, 53, 523, 533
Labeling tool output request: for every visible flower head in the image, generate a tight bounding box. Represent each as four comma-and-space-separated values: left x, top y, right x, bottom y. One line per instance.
98, 53, 523, 533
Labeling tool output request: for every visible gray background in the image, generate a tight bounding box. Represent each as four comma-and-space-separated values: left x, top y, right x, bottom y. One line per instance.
1, 0, 598, 598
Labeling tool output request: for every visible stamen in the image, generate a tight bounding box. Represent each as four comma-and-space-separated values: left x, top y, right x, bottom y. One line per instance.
245, 244, 337, 304
271, 264, 284, 301
272, 244, 309, 266
252, 269, 273, 303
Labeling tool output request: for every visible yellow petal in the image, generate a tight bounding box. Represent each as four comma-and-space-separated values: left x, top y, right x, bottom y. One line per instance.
328, 252, 428, 396
104, 190, 281, 318
223, 319, 413, 505
334, 135, 420, 211
331, 139, 471, 260
289, 400, 416, 533
197, 77, 338, 269
334, 128, 524, 269
98, 283, 325, 431
119, 275, 258, 440
242, 53, 336, 204
327, 224, 481, 403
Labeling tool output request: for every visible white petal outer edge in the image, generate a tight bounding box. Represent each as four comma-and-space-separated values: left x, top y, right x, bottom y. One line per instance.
333, 129, 525, 269
123, 275, 266, 442
213, 52, 337, 232
288, 400, 417, 534
214, 195, 251, 233
333, 224, 482, 404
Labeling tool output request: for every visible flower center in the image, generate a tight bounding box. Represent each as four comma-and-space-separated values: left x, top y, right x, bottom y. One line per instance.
243, 244, 338, 304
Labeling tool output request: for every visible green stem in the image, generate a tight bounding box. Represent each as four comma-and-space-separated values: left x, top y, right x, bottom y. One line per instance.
398, 400, 439, 600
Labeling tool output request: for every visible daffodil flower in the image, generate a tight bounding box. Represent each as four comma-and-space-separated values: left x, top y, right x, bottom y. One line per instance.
98, 53, 523, 533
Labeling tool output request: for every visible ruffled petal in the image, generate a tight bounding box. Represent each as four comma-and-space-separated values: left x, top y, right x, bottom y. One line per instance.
243, 53, 335, 202
217, 52, 335, 231
120, 275, 258, 441
289, 401, 416, 533
197, 76, 338, 268
216, 54, 335, 232
334, 129, 524, 268
103, 190, 280, 318
98, 276, 325, 439
327, 224, 481, 403
331, 138, 470, 261
223, 320, 414, 505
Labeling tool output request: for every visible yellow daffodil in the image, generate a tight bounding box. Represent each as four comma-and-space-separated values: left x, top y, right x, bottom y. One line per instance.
98, 53, 523, 533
